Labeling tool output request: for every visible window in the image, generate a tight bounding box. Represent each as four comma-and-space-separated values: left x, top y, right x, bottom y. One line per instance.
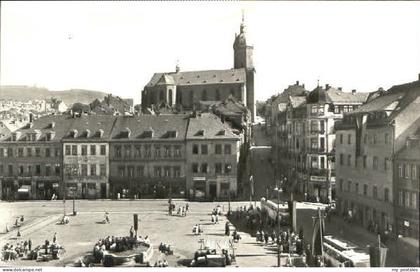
154, 166, 162, 177
398, 164, 403, 178
45, 165, 51, 176
363, 156, 367, 169
55, 148, 60, 157
311, 156, 318, 168
355, 183, 359, 194
18, 148, 23, 157
71, 145, 77, 155
100, 164, 106, 176
339, 154, 344, 166
144, 145, 151, 158
311, 106, 318, 115
404, 164, 410, 179
81, 164, 88, 176
35, 148, 41, 157
192, 144, 199, 154
154, 145, 161, 158
7, 148, 13, 157
124, 145, 132, 158
363, 184, 368, 196
100, 145, 106, 155
340, 134, 343, 144
412, 192, 417, 209
363, 134, 367, 144
55, 164, 60, 176
19, 166, 24, 175
127, 166, 134, 178
201, 163, 208, 173
173, 166, 181, 177
384, 158, 390, 171
35, 165, 41, 175
115, 146, 122, 158
398, 190, 403, 206
215, 163, 222, 174
320, 120, 325, 133
215, 144, 222, 154
8, 165, 13, 175
134, 146, 141, 158
373, 134, 378, 144
320, 157, 325, 169
174, 146, 181, 158
411, 164, 417, 180
90, 164, 96, 176
373, 186, 378, 199
136, 166, 144, 177
404, 191, 410, 207
384, 133, 390, 144
45, 148, 50, 158
0, 165, 3, 175
164, 146, 171, 158
118, 166, 125, 177
65, 145, 71, 155
164, 166, 171, 177
384, 188, 389, 202
224, 144, 231, 155
81, 145, 87, 155
225, 163, 232, 174
201, 144, 208, 155
348, 134, 352, 145
192, 163, 198, 173
90, 145, 96, 155
373, 156, 378, 170
0, 148, 3, 158
339, 179, 343, 191
310, 120, 318, 133
347, 180, 352, 192
347, 155, 352, 166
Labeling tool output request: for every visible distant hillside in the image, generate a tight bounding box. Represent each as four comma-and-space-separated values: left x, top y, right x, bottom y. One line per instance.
0, 85, 110, 105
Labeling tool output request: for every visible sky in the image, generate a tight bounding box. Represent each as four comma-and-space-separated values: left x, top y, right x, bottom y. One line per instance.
1, 1, 420, 104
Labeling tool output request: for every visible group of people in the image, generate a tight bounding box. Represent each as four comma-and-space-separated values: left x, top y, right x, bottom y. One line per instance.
1, 239, 32, 261
192, 224, 203, 235
168, 200, 189, 217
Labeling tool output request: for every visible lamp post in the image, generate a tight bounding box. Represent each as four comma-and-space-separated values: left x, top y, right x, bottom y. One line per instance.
274, 185, 283, 267
71, 166, 78, 216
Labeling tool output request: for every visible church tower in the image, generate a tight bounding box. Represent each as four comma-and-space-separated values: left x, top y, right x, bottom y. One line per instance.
233, 13, 255, 122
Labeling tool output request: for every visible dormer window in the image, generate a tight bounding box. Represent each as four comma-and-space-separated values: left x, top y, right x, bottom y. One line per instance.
11, 133, 19, 141
85, 129, 91, 138
46, 131, 55, 141
71, 129, 78, 138
195, 130, 204, 136
50, 122, 55, 129
163, 131, 177, 138
140, 128, 154, 139
216, 130, 226, 136
122, 127, 131, 138
97, 129, 104, 138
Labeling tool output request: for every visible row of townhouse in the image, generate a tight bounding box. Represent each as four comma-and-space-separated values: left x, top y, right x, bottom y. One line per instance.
0, 113, 241, 201
269, 82, 368, 202
335, 75, 420, 240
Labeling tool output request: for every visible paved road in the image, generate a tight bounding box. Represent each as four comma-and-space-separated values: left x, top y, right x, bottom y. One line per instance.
0, 200, 279, 267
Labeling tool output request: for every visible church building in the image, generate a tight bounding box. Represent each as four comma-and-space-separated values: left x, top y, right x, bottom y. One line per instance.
141, 17, 256, 121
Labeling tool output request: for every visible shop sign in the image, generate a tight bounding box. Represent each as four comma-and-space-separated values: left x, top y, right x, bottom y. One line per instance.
193, 177, 206, 181
310, 176, 326, 182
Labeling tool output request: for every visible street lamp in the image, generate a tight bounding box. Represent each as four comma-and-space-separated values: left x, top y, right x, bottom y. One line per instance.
274, 185, 283, 267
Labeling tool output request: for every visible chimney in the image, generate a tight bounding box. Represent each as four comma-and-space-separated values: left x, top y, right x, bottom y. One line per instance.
338, 87, 343, 91
29, 113, 33, 123
325, 84, 330, 90
296, 80, 299, 86
176, 62, 180, 73
352, 89, 357, 95
418, 73, 420, 81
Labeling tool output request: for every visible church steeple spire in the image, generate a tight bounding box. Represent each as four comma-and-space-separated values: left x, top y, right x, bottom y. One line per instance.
240, 10, 246, 34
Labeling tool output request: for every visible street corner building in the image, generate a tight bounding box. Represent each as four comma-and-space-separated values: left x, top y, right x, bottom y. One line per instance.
0, 112, 241, 201
141, 17, 256, 122
186, 113, 240, 201
334, 76, 420, 238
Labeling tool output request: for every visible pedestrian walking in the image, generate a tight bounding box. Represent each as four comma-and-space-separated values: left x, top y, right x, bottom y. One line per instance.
28, 239, 32, 251
186, 203, 189, 212
264, 232, 269, 244
129, 226, 134, 238
53, 232, 57, 243
215, 214, 219, 224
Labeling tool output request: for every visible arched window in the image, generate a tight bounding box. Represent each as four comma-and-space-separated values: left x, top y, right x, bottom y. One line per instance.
201, 89, 207, 101
189, 91, 194, 105
168, 89, 173, 105
215, 89, 220, 100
